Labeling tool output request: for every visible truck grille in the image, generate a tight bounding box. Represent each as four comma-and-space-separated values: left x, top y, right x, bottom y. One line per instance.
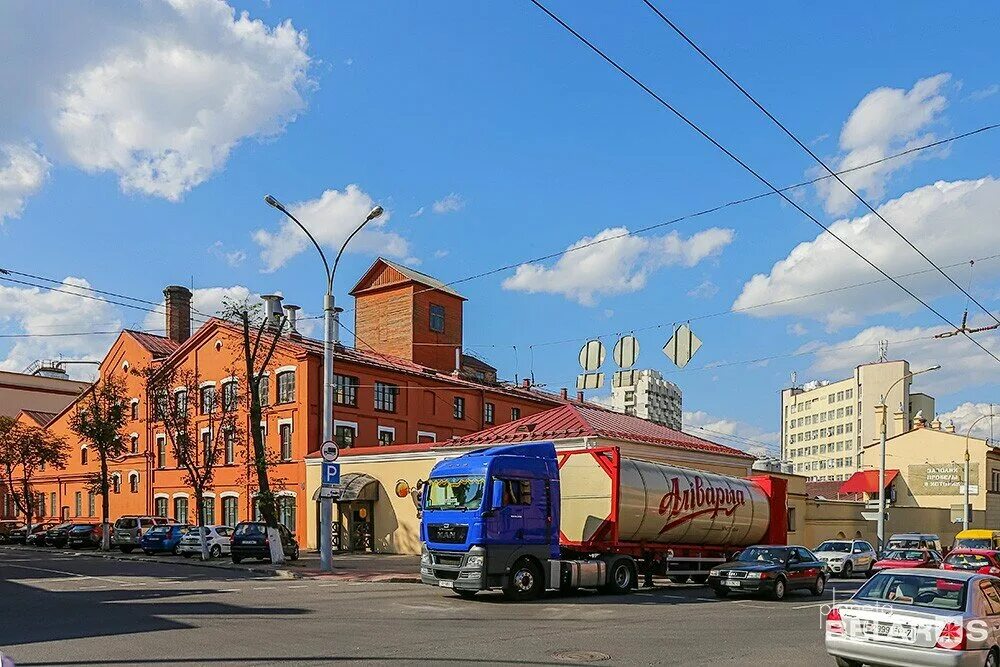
427, 524, 468, 544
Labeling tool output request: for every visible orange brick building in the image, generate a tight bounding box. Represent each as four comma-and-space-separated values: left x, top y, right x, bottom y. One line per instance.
3, 259, 563, 542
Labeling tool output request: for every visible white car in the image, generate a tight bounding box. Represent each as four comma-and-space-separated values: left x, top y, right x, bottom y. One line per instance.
814, 539, 877, 578
177, 525, 233, 558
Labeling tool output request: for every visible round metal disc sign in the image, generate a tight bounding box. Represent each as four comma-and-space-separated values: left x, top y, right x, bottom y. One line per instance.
321, 440, 340, 462
578, 339, 606, 371
613, 335, 640, 369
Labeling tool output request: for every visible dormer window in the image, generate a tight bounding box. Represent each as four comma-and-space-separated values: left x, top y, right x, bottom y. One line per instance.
429, 304, 445, 333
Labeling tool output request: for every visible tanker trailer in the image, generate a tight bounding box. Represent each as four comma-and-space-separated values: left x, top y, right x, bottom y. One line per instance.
419, 441, 788, 600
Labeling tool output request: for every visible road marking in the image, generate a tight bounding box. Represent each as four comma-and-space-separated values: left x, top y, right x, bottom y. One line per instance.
288, 584, 307, 589
0, 562, 131, 585
219, 588, 241, 593
791, 602, 829, 609
252, 586, 276, 590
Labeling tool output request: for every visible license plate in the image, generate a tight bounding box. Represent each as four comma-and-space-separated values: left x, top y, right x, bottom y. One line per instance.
864, 621, 913, 641
723, 580, 741, 587
439, 580, 454, 588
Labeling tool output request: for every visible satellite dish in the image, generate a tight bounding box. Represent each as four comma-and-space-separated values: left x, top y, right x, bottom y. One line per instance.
578, 339, 605, 372
613, 335, 640, 369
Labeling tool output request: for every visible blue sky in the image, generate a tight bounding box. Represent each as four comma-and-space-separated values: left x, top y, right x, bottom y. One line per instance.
2, 1, 999, 454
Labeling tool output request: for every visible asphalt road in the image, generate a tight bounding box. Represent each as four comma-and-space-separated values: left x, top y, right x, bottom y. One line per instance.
0, 549, 859, 666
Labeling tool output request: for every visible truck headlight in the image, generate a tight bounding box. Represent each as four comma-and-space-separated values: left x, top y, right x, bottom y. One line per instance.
420, 547, 430, 565
465, 555, 484, 569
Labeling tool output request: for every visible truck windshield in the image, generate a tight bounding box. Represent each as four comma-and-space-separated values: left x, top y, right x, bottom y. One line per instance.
955, 538, 993, 550
425, 476, 486, 511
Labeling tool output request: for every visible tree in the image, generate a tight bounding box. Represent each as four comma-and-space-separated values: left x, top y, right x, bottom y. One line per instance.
221, 298, 289, 564
137, 365, 240, 559
69, 375, 129, 550
0, 417, 68, 533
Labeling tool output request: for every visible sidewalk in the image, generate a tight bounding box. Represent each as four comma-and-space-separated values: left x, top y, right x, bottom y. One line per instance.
0, 544, 420, 582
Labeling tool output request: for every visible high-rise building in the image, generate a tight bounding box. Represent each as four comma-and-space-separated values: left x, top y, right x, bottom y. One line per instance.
781, 360, 935, 482
610, 369, 682, 429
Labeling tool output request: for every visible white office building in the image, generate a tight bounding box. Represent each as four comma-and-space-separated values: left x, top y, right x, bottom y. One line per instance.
610, 369, 682, 430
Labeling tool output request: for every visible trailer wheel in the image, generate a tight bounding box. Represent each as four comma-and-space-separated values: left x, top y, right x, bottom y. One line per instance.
667, 575, 689, 584
503, 558, 543, 601
599, 558, 635, 595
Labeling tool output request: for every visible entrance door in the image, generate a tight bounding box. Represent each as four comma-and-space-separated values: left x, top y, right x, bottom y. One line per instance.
348, 502, 373, 552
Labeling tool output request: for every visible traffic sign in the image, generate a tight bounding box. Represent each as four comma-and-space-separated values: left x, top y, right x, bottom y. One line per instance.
663, 324, 702, 369
321, 440, 340, 462
322, 462, 341, 487
578, 339, 606, 371
613, 335, 640, 369
861, 511, 887, 522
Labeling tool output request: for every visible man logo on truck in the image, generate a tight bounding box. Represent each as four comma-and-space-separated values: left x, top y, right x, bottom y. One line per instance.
658, 475, 746, 535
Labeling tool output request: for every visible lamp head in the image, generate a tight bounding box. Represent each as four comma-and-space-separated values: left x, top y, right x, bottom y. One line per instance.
366, 205, 384, 222
264, 194, 284, 211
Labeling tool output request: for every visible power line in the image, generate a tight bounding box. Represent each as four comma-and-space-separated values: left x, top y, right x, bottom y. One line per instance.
640, 0, 1000, 328
525, 0, 1000, 368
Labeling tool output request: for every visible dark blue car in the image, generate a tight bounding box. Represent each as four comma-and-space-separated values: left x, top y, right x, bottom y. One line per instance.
140, 524, 191, 555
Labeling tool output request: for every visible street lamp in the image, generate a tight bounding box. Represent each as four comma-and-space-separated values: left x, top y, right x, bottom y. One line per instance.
964, 406, 995, 531
876, 364, 940, 552
264, 194, 384, 571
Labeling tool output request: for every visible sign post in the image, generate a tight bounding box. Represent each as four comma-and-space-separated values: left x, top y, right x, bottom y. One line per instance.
319, 440, 340, 569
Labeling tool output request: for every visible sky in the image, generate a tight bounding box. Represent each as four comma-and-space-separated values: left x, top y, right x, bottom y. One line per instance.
1, 1, 999, 456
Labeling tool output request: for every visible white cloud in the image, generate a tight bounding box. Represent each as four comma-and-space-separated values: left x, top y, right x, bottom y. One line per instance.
936, 403, 1000, 439
734, 178, 1000, 329
209, 241, 246, 267
0, 278, 121, 378
503, 226, 733, 306
787, 323, 809, 336
432, 193, 465, 214
683, 410, 778, 458
433, 249, 449, 259
253, 185, 408, 272
687, 280, 719, 299
0, 143, 49, 223
0, 0, 311, 207
410, 207, 425, 218
967, 84, 999, 102
817, 74, 950, 215
807, 323, 1000, 396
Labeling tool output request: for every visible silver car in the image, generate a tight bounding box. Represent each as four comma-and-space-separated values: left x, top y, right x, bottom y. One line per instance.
814, 539, 877, 578
826, 568, 1000, 667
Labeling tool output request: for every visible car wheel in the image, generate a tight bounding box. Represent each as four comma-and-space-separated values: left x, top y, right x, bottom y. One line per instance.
289, 545, 299, 561
842, 561, 853, 579
502, 558, 544, 601
811, 574, 826, 597
771, 577, 787, 601
232, 555, 243, 564
210, 545, 221, 558
599, 558, 635, 595
120, 546, 134, 554
834, 658, 862, 667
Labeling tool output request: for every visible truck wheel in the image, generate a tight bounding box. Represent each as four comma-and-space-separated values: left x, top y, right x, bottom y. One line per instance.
503, 559, 543, 601
667, 575, 689, 584
599, 559, 635, 595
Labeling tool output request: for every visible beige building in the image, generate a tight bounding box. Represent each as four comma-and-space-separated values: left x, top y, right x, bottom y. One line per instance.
781, 360, 935, 483
609, 369, 682, 429
0, 367, 90, 418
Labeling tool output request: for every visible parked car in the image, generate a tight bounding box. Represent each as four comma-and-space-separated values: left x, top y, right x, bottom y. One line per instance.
826, 568, 1000, 666
112, 515, 172, 553
177, 525, 233, 559
871, 548, 943, 575
942, 548, 1000, 576
813, 539, 878, 578
19, 520, 59, 545
40, 521, 75, 548
953, 529, 1000, 551
139, 524, 191, 555
66, 523, 103, 549
0, 520, 25, 544
885, 533, 943, 554
707, 545, 826, 601
230, 522, 299, 564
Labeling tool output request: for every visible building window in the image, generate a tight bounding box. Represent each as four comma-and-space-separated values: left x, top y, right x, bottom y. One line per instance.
279, 423, 292, 461
156, 436, 167, 469
845, 405, 853, 416
50, 492, 56, 517
335, 423, 356, 449
111, 474, 121, 494
484, 402, 495, 424
87, 493, 95, 517
845, 389, 853, 399
828, 393, 835, 404
155, 497, 168, 518
201, 431, 212, 465
374, 382, 398, 412
417, 431, 436, 443
511, 407, 521, 421
429, 304, 445, 333
201, 497, 215, 525
222, 380, 238, 412
277, 496, 296, 532
787, 507, 797, 532
277, 371, 295, 404
224, 430, 235, 465
453, 396, 465, 420
200, 386, 216, 415
334, 374, 359, 407
130, 434, 139, 454
222, 496, 238, 527
154, 391, 167, 421
129, 473, 139, 494
174, 497, 189, 523
130, 400, 139, 420
81, 446, 88, 465
74, 492, 82, 516
257, 375, 269, 407
175, 390, 188, 419
378, 427, 395, 446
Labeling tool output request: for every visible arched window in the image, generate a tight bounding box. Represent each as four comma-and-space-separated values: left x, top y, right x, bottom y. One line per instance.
81, 446, 88, 465
130, 434, 139, 454
111, 474, 121, 494
129, 472, 140, 494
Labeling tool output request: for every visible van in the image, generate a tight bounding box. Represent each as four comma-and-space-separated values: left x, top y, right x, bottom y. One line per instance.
112, 515, 173, 553
953, 529, 1000, 551
884, 532, 943, 554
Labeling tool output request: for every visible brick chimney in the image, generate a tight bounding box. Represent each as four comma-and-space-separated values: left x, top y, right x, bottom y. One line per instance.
163, 286, 192, 344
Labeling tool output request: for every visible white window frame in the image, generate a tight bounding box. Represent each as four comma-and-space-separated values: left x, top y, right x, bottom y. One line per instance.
377, 425, 396, 445
417, 430, 436, 442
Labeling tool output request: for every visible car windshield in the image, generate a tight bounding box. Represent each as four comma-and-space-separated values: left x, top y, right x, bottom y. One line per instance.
887, 539, 923, 549
235, 523, 266, 536
856, 572, 967, 611
736, 547, 787, 563
945, 553, 992, 569
816, 541, 851, 553
71, 524, 95, 531
883, 550, 925, 561
116, 518, 138, 529
956, 538, 993, 550
424, 476, 486, 511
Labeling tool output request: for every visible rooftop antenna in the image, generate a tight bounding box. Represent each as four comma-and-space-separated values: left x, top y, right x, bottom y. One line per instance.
790, 370, 797, 388
877, 339, 889, 363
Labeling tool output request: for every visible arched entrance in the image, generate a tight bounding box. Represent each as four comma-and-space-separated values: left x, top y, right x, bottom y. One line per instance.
314, 473, 379, 552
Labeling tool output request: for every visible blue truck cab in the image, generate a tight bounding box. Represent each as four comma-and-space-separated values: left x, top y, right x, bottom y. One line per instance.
420, 441, 637, 600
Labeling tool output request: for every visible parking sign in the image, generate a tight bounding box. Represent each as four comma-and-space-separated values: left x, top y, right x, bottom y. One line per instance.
322, 462, 341, 487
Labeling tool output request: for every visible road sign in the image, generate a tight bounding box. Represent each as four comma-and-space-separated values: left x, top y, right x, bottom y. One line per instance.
320, 440, 340, 462
861, 511, 887, 522
317, 486, 342, 500
322, 462, 341, 487
578, 339, 605, 371
663, 324, 702, 369
576, 372, 605, 390
613, 335, 640, 369
612, 369, 639, 388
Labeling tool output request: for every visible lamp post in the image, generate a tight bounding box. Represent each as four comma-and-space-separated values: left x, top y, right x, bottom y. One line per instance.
876, 364, 940, 552
964, 406, 995, 531
264, 194, 383, 571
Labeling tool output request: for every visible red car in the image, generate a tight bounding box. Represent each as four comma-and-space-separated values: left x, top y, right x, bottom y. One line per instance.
871, 548, 942, 574
941, 548, 1000, 575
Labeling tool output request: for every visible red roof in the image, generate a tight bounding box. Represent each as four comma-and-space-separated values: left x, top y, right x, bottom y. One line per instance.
839, 469, 900, 494
21, 410, 58, 427
446, 403, 754, 459
125, 330, 180, 358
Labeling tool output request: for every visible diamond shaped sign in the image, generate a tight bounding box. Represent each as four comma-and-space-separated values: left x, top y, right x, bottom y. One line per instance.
663, 324, 702, 369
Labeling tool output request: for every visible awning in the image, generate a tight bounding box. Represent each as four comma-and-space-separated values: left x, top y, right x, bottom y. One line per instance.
838, 469, 899, 495
312, 472, 380, 502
